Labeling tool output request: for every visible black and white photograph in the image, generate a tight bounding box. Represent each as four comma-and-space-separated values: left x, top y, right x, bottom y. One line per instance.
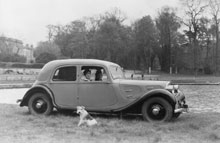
0, 0, 220, 142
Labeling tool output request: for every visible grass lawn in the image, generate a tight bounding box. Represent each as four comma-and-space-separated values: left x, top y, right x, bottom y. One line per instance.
1, 73, 220, 142
0, 103, 220, 143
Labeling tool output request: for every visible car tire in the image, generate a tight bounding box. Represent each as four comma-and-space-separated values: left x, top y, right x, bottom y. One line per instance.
28, 92, 53, 115
142, 97, 173, 122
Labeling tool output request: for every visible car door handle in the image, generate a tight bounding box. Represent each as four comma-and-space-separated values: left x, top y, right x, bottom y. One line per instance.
126, 95, 135, 99
125, 89, 133, 92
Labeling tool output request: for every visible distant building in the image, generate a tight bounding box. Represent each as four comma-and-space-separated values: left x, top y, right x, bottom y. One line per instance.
18, 44, 35, 63
0, 36, 35, 63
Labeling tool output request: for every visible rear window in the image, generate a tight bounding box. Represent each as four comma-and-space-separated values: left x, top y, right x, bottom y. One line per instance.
52, 66, 77, 81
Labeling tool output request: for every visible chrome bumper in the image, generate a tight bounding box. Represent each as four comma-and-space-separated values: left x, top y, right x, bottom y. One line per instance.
174, 104, 188, 113
16, 99, 22, 103
174, 90, 189, 113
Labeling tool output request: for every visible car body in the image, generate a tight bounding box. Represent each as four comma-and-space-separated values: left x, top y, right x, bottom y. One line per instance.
18, 59, 188, 122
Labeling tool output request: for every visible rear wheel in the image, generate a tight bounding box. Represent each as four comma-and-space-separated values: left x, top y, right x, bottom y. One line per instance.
28, 93, 53, 115
142, 97, 173, 122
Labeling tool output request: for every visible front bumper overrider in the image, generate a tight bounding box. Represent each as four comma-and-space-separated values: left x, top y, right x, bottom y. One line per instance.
173, 90, 188, 113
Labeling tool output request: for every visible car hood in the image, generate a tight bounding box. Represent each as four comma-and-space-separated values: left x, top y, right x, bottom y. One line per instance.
118, 79, 170, 88
116, 79, 171, 101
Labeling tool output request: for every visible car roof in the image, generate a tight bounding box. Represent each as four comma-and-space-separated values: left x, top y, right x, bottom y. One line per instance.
37, 59, 119, 81
49, 59, 118, 66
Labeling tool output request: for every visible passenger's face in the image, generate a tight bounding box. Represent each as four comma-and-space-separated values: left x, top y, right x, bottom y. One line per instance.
85, 72, 91, 79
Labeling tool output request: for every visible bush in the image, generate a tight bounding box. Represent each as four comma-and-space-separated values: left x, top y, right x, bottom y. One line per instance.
204, 66, 213, 74
0, 62, 44, 69
0, 62, 7, 67
12, 63, 29, 68
29, 63, 44, 68
36, 52, 57, 63
0, 53, 26, 63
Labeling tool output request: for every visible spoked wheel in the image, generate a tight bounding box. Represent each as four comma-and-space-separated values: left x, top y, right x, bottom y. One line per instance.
28, 93, 53, 115
142, 97, 173, 122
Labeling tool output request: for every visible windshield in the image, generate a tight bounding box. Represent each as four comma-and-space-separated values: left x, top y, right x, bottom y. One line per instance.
109, 65, 125, 79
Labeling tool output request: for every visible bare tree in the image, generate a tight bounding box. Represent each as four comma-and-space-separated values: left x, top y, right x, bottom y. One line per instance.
46, 25, 56, 42
180, 0, 208, 75
209, 0, 220, 73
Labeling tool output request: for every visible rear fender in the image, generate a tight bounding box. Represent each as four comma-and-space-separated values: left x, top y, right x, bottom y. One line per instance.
20, 85, 56, 107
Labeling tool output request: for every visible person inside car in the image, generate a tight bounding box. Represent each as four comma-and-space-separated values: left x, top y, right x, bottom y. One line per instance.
81, 69, 92, 81
95, 69, 103, 81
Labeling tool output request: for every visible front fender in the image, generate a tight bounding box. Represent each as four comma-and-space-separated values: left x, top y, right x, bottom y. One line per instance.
19, 84, 55, 107
140, 89, 176, 104
113, 89, 176, 112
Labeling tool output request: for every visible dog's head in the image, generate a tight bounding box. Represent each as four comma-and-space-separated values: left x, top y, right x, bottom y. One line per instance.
76, 106, 86, 114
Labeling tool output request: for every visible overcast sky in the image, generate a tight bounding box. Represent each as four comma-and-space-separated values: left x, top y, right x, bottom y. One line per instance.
0, 0, 180, 46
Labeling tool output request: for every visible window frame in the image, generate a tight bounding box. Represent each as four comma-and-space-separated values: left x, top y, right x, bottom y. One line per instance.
79, 65, 110, 83
51, 65, 78, 83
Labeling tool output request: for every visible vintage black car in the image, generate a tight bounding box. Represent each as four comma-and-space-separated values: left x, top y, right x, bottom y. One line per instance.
18, 59, 188, 122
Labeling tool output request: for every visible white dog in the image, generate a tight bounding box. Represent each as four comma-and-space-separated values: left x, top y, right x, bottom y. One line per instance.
76, 106, 97, 127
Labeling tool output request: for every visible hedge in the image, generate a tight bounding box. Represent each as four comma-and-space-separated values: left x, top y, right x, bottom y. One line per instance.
0, 62, 44, 69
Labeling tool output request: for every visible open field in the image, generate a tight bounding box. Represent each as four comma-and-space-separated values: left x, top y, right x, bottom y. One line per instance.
1, 85, 220, 142
180, 85, 220, 113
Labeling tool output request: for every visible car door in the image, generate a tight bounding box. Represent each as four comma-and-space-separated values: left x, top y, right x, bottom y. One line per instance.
78, 66, 117, 109
49, 66, 78, 108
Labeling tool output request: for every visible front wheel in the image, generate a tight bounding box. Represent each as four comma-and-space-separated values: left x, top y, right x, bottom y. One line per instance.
28, 93, 53, 115
142, 97, 173, 122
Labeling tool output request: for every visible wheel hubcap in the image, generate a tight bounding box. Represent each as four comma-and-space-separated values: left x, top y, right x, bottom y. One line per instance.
147, 103, 166, 121
36, 100, 44, 109
152, 105, 160, 115
33, 98, 47, 114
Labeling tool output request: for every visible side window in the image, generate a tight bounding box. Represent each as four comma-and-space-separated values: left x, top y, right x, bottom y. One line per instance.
80, 66, 108, 82
53, 66, 76, 81
101, 70, 108, 81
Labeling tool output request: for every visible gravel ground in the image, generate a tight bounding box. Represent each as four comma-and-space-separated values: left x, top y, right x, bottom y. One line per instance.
0, 88, 28, 104
0, 85, 220, 114
181, 85, 220, 113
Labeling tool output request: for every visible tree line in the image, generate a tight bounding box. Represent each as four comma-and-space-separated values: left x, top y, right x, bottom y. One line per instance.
33, 0, 220, 74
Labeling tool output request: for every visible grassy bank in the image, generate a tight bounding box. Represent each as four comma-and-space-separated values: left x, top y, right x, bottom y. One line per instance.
1, 104, 220, 143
